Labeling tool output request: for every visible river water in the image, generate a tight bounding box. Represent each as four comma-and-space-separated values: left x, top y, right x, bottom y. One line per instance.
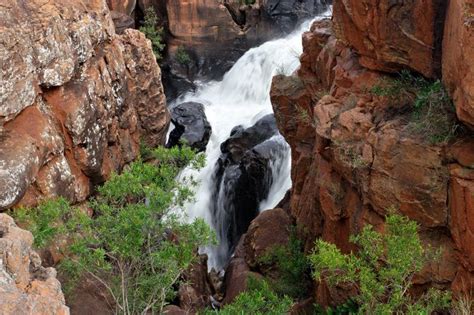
174, 9, 331, 269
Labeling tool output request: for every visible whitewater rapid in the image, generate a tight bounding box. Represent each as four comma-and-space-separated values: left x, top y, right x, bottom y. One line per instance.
174, 11, 331, 269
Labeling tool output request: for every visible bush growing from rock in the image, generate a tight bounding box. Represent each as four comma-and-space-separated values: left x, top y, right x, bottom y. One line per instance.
206, 277, 292, 315
309, 213, 451, 314
139, 7, 165, 60
371, 70, 460, 144
258, 227, 312, 299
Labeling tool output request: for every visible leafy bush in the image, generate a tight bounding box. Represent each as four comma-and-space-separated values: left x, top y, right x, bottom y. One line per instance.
371, 70, 459, 144
309, 213, 451, 314
314, 300, 359, 315
13, 146, 215, 314
206, 277, 292, 315
258, 227, 312, 299
13, 198, 71, 248
139, 7, 165, 60
175, 46, 192, 66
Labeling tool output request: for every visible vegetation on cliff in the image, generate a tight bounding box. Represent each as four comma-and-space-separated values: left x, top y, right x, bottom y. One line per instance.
309, 213, 451, 314
207, 277, 292, 315
371, 70, 460, 144
140, 7, 165, 60
12, 146, 215, 314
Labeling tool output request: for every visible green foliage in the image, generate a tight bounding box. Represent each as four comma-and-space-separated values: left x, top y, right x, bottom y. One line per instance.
371, 70, 459, 144
175, 46, 192, 66
206, 277, 292, 315
309, 213, 451, 314
12, 198, 71, 248
314, 300, 359, 314
258, 227, 312, 299
139, 7, 165, 60
13, 146, 215, 314
240, 0, 256, 5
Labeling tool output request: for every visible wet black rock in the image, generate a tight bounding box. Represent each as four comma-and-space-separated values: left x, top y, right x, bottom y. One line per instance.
210, 114, 289, 267
166, 102, 212, 153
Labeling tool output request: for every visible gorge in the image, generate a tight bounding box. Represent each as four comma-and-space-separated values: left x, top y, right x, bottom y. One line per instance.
1, 0, 474, 314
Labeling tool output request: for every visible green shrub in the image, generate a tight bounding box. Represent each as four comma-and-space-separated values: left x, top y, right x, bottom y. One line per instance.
12, 146, 215, 314
175, 46, 192, 66
139, 7, 165, 60
309, 213, 451, 314
206, 277, 292, 315
12, 198, 71, 248
371, 70, 459, 144
258, 227, 312, 299
314, 300, 359, 315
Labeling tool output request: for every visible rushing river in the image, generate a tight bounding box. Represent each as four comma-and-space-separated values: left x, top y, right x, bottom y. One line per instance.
174, 9, 332, 269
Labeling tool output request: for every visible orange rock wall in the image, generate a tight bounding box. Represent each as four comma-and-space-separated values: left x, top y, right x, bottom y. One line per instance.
0, 0, 170, 210
271, 0, 474, 303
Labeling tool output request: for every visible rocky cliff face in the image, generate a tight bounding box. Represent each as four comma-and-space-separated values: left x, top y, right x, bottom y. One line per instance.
163, 0, 331, 98
269, 0, 474, 304
0, 0, 170, 211
0, 213, 69, 314
106, 0, 331, 98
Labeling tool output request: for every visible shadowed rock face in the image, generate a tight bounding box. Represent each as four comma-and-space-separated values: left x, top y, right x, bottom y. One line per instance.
0, 0, 170, 211
167, 102, 212, 153
0, 214, 69, 314
442, 0, 474, 130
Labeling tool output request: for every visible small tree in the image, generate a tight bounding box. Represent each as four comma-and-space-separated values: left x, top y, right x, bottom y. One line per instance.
309, 213, 451, 314
139, 7, 165, 60
13, 146, 215, 314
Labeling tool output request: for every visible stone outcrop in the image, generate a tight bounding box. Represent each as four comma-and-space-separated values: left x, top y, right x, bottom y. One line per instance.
223, 208, 291, 304
0, 0, 170, 211
0, 214, 69, 314
106, 0, 137, 16
270, 7, 474, 305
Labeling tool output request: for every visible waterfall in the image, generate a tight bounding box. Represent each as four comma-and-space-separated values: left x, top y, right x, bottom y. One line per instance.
174, 9, 332, 269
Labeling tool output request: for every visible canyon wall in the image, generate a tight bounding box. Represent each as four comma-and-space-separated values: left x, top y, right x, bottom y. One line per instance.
106, 0, 331, 98
162, 0, 331, 98
0, 0, 170, 211
268, 0, 474, 304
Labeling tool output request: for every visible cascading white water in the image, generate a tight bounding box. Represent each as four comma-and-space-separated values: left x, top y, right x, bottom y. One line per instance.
175, 10, 331, 269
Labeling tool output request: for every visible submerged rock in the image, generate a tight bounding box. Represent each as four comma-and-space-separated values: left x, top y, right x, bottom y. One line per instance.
167, 102, 212, 153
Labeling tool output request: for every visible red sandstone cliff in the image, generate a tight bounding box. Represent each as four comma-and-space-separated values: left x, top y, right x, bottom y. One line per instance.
0, 0, 170, 211
267, 0, 474, 304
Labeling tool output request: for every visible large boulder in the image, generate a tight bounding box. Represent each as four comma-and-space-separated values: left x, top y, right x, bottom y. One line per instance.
0, 0, 170, 210
0, 214, 69, 314
166, 102, 212, 152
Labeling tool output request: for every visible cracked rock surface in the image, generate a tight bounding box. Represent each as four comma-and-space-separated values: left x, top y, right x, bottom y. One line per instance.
0, 0, 170, 210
